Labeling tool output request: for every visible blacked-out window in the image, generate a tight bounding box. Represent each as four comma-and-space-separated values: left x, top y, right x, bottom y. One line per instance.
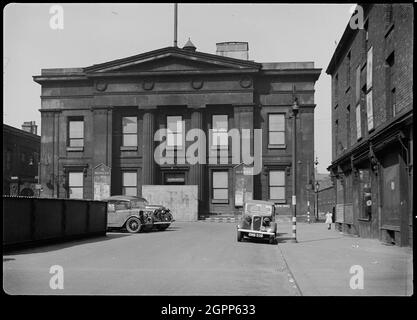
386, 52, 395, 118
269, 170, 286, 202
68, 172, 83, 199
268, 114, 285, 147
122, 171, 137, 196
122, 116, 138, 147
212, 171, 228, 200
68, 119, 84, 147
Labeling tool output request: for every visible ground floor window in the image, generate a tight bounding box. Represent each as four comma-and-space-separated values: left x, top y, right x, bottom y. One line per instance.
122, 171, 137, 196
68, 172, 83, 199
212, 170, 228, 201
269, 170, 286, 202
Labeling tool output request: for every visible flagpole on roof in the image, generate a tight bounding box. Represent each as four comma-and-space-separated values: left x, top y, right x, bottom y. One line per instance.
174, 3, 178, 47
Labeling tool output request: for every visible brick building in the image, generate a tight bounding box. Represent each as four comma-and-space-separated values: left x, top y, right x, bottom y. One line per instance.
326, 4, 413, 246
3, 122, 40, 196
33, 41, 321, 218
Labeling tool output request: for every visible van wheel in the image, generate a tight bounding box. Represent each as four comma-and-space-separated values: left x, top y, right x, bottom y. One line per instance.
126, 217, 142, 233
237, 231, 243, 242
269, 236, 277, 245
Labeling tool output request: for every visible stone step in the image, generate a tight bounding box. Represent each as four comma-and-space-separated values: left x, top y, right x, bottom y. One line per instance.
199, 214, 315, 223
201, 215, 237, 223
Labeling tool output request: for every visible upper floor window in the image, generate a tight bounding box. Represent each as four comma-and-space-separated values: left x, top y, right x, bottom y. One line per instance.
386, 52, 396, 118
346, 51, 351, 88
68, 119, 84, 147
68, 171, 83, 199
6, 149, 12, 171
211, 115, 228, 148
355, 65, 361, 103
167, 116, 183, 149
268, 114, 285, 148
122, 116, 137, 147
366, 47, 373, 91
385, 4, 393, 26
356, 104, 362, 140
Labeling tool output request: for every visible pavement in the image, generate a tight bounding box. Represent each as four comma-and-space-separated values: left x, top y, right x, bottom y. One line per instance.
3, 221, 413, 296
277, 221, 413, 296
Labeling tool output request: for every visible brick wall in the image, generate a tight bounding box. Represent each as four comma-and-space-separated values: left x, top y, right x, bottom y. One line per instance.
330, 4, 413, 161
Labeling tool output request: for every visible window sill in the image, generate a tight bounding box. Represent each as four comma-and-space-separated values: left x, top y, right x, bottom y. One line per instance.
212, 199, 229, 204
357, 218, 371, 222
271, 200, 286, 204
67, 147, 84, 152
166, 146, 185, 151
120, 146, 138, 151
268, 144, 286, 149
381, 224, 400, 232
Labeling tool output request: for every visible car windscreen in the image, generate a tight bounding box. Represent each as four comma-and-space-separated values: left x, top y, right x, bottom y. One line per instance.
130, 199, 147, 208
245, 203, 273, 215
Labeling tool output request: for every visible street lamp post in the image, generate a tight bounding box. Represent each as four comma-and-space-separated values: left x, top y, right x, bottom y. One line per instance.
314, 157, 319, 221
315, 181, 320, 221
291, 93, 299, 243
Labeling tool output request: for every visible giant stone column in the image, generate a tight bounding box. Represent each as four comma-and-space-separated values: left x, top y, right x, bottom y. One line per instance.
142, 110, 155, 185
189, 106, 206, 214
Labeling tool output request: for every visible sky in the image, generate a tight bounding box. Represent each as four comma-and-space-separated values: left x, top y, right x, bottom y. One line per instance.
3, 3, 353, 173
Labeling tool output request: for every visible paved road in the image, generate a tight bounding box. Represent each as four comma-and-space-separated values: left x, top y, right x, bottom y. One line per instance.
3, 222, 300, 295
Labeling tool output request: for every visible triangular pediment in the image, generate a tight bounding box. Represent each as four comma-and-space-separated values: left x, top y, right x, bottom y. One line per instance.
84, 47, 260, 74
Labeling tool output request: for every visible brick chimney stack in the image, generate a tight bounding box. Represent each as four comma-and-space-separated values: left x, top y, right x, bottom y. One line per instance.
216, 42, 249, 60
21, 121, 38, 135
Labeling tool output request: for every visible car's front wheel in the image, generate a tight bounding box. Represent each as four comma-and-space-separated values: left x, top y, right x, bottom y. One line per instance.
269, 235, 277, 245
237, 231, 243, 242
126, 217, 142, 233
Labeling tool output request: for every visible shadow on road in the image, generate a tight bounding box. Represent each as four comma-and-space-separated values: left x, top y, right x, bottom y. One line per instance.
3, 233, 131, 256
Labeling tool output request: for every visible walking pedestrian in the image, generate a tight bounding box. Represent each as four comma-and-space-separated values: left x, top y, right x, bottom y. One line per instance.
325, 211, 332, 230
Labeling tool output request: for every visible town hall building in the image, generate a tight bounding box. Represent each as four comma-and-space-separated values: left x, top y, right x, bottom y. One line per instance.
34, 41, 321, 219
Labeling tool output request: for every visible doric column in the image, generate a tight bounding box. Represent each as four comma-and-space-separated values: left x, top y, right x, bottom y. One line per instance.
189, 107, 205, 201
142, 110, 155, 185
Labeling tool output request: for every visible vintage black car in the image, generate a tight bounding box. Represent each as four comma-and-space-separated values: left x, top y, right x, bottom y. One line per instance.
237, 200, 277, 244
104, 195, 174, 233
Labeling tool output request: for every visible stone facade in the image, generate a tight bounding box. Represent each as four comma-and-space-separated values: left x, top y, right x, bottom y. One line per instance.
34, 45, 320, 218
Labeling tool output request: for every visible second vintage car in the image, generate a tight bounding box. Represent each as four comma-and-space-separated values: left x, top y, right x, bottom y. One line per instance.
104, 195, 174, 233
237, 200, 277, 244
